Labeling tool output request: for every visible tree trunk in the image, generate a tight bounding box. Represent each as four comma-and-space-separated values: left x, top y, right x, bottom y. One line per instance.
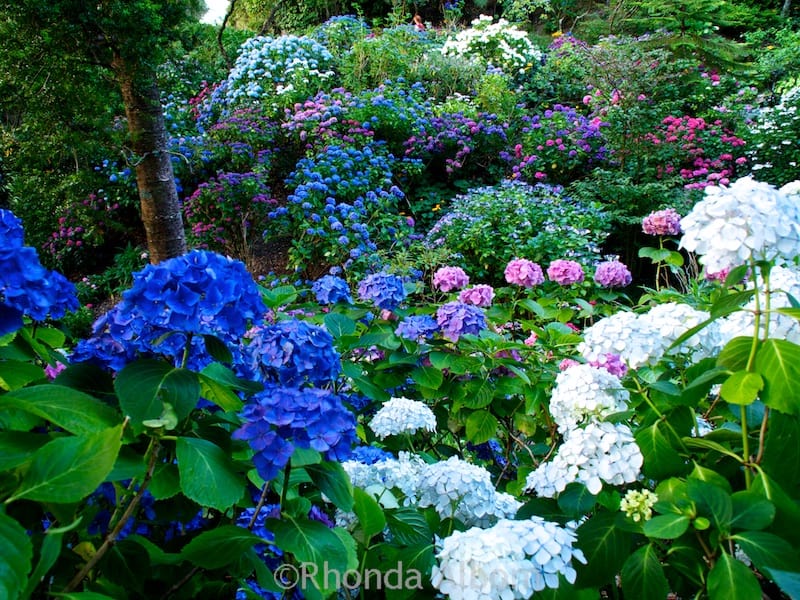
112, 54, 187, 264
781, 0, 791, 18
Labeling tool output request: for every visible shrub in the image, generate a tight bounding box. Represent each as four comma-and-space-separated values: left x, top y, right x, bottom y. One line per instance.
745, 85, 800, 186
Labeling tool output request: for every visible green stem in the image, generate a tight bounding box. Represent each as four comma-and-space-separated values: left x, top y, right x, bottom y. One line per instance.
279, 461, 292, 512
248, 483, 270, 530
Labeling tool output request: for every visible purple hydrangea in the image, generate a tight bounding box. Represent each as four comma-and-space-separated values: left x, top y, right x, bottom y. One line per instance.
311, 274, 352, 305
436, 301, 488, 342
593, 260, 632, 288
589, 353, 629, 378
395, 314, 440, 341
642, 208, 682, 236
504, 258, 544, 287
243, 319, 341, 387
458, 284, 494, 307
233, 384, 357, 481
547, 259, 585, 285
433, 266, 470, 292
357, 272, 407, 310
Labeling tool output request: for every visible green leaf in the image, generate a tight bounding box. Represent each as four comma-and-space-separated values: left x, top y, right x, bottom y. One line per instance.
0, 511, 33, 600
261, 285, 297, 308
181, 525, 264, 569
755, 339, 800, 415
730, 491, 775, 530
149, 463, 180, 500
175, 437, 244, 511
687, 478, 732, 531
557, 483, 598, 517
730, 531, 800, 572
707, 553, 761, 600
0, 385, 120, 434
410, 365, 443, 390
643, 514, 691, 539
717, 337, 756, 371
710, 290, 755, 319
8, 425, 122, 504
323, 313, 356, 338
460, 378, 494, 409
768, 569, 800, 599
720, 370, 763, 406
635, 421, 689, 480
689, 463, 733, 493
0, 432, 50, 470
202, 334, 233, 364
159, 368, 200, 422
114, 359, 171, 432
200, 362, 262, 394
22, 531, 63, 599
575, 513, 630, 587
197, 372, 243, 413
353, 487, 386, 541
751, 470, 800, 547
0, 360, 44, 391
465, 410, 498, 444
620, 544, 669, 600
386, 508, 432, 547
760, 411, 800, 492
305, 462, 353, 512
664, 250, 684, 267
638, 247, 672, 262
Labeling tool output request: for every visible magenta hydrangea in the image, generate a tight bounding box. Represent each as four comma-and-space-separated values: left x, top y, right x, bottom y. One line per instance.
458, 284, 494, 307
504, 258, 544, 287
547, 259, 585, 285
589, 353, 628, 378
433, 266, 470, 292
593, 260, 632, 288
436, 301, 487, 342
642, 208, 682, 236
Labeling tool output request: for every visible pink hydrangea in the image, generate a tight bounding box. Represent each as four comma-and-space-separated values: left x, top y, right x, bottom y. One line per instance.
559, 358, 580, 371
547, 260, 585, 285
524, 332, 538, 346
458, 284, 495, 307
589, 353, 628, 378
504, 258, 544, 287
642, 208, 682, 236
593, 260, 632, 288
433, 266, 470, 292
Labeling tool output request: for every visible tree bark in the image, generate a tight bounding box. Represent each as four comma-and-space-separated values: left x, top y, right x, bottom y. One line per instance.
112, 54, 187, 264
781, 0, 791, 18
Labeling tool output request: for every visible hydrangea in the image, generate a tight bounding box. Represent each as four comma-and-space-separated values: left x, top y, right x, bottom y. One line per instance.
436, 301, 488, 341
504, 258, 544, 287
593, 259, 632, 288
342, 451, 427, 507
395, 314, 440, 341
547, 259, 585, 285
620, 489, 658, 522
638, 302, 723, 361
577, 310, 663, 369
311, 274, 352, 304
416, 456, 499, 526
458, 284, 495, 307
431, 517, 586, 600
588, 353, 628, 378
234, 384, 357, 481
642, 208, 682, 236
433, 266, 470, 292
679, 177, 800, 273
351, 445, 394, 465
548, 364, 630, 433
525, 421, 643, 497
357, 272, 407, 310
243, 319, 341, 386
369, 397, 437, 439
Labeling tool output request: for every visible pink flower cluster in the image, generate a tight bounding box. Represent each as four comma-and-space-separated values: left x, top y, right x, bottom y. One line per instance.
458, 284, 495, 307
433, 266, 470, 292
642, 208, 682, 236
547, 260, 585, 285
589, 353, 628, 378
593, 260, 632, 288
504, 259, 544, 287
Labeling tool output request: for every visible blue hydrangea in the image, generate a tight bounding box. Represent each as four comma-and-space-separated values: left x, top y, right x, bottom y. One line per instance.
351, 445, 394, 464
243, 319, 341, 386
357, 271, 407, 310
395, 314, 440, 341
436, 301, 488, 341
311, 274, 352, 305
233, 384, 357, 482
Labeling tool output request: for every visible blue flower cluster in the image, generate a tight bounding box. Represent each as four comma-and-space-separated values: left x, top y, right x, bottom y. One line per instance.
351, 445, 394, 464
243, 319, 341, 386
436, 301, 488, 341
234, 384, 357, 481
0, 209, 79, 335
357, 272, 407, 310
311, 274, 352, 305
395, 314, 440, 341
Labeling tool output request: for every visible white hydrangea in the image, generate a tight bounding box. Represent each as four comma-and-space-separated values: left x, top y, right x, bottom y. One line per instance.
549, 364, 630, 433
639, 302, 724, 361
431, 517, 586, 600
369, 397, 437, 439
679, 177, 800, 273
526, 422, 643, 497
416, 456, 499, 526
578, 310, 664, 369
342, 451, 427, 507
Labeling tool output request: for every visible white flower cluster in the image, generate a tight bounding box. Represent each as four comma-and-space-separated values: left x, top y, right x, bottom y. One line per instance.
342, 451, 426, 507
431, 517, 586, 600
440, 15, 543, 75
368, 397, 437, 439
224, 35, 335, 108
679, 177, 800, 273
549, 364, 630, 433
526, 422, 643, 497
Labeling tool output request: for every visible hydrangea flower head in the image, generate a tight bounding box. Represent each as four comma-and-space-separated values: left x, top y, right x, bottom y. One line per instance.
369, 397, 437, 439
642, 208, 682, 236
679, 177, 800, 273
243, 319, 341, 386
433, 266, 470, 292
593, 259, 632, 288
504, 258, 544, 287
548, 363, 630, 433
620, 489, 658, 522
395, 314, 440, 341
357, 272, 407, 310
416, 456, 498, 525
588, 353, 628, 378
547, 259, 585, 285
458, 284, 495, 307
311, 274, 352, 305
436, 301, 488, 341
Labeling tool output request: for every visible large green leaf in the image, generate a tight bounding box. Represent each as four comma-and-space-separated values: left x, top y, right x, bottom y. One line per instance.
0, 385, 119, 434
635, 421, 689, 480
305, 462, 353, 512
0, 360, 45, 391
720, 370, 763, 406
114, 359, 171, 431
8, 425, 123, 504
687, 478, 732, 532
465, 410, 498, 444
730, 531, 800, 572
752, 470, 800, 547
197, 372, 243, 413
729, 491, 775, 531
643, 514, 691, 539
175, 437, 244, 511
558, 483, 598, 518
386, 508, 432, 547
353, 487, 386, 542
760, 411, 800, 492
460, 378, 494, 409
180, 525, 264, 569
410, 365, 443, 390
575, 513, 630, 587
755, 339, 800, 415
22, 531, 63, 599
0, 432, 50, 470
710, 291, 755, 319
717, 336, 756, 371
620, 544, 669, 600
768, 569, 800, 599
323, 313, 356, 338
0, 511, 33, 600
707, 553, 761, 600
